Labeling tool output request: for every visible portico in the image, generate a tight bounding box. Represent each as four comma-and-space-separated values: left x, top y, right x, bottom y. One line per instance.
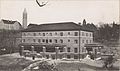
19, 43, 80, 60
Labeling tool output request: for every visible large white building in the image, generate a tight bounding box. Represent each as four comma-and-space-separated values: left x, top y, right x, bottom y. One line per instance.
21, 22, 93, 59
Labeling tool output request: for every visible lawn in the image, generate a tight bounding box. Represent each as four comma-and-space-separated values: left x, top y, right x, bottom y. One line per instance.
0, 55, 119, 71
0, 56, 33, 71
56, 62, 119, 71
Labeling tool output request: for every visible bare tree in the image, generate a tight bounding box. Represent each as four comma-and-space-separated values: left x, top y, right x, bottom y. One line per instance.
0, 30, 21, 55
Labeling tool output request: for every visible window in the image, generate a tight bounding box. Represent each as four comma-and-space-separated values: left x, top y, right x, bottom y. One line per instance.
46, 39, 48, 43
82, 47, 85, 52
28, 39, 30, 41
28, 33, 30, 36
82, 40, 84, 43
33, 33, 36, 36
42, 39, 45, 42
49, 33, 52, 36
68, 32, 70, 35
90, 33, 92, 37
55, 39, 57, 43
86, 33, 88, 36
90, 40, 92, 43
60, 32, 63, 36
74, 55, 78, 59
38, 39, 41, 43
55, 32, 57, 35
23, 33, 26, 36
86, 40, 88, 43
39, 33, 41, 35
82, 32, 84, 36
68, 39, 70, 42
49, 39, 52, 43
67, 55, 71, 59
74, 40, 78, 44
60, 39, 63, 43
23, 39, 25, 42
33, 39, 36, 42
74, 32, 78, 36
59, 47, 63, 52
67, 47, 70, 52
74, 48, 78, 53
43, 33, 45, 36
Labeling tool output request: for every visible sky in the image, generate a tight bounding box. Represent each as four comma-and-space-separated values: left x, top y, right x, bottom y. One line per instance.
0, 0, 119, 26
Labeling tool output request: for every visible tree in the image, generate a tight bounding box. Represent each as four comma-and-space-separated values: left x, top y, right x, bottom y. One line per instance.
97, 22, 119, 43
0, 29, 21, 54
83, 19, 86, 26
81, 22, 98, 42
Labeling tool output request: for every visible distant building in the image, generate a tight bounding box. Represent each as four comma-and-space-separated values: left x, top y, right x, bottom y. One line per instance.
21, 22, 93, 59
22, 8, 27, 29
0, 19, 22, 30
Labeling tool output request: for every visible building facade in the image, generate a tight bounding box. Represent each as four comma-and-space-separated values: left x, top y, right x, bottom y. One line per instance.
21, 22, 93, 59
0, 19, 22, 30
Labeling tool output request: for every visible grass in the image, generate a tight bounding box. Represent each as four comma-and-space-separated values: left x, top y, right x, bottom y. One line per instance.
0, 56, 32, 71
56, 62, 119, 71
0, 55, 119, 71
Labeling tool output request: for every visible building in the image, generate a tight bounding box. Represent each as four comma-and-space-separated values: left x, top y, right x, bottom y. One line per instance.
0, 19, 22, 30
21, 22, 93, 59
0, 19, 22, 54
84, 43, 103, 59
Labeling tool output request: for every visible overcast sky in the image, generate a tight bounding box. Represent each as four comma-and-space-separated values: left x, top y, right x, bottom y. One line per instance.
0, 0, 119, 25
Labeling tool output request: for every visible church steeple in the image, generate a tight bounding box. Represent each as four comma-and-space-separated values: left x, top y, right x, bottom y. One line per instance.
23, 8, 27, 29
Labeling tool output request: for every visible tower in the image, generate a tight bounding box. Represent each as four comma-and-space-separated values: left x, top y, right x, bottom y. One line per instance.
23, 8, 27, 29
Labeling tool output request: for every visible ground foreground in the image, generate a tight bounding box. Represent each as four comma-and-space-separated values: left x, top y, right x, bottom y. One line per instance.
0, 56, 32, 71
0, 53, 119, 71
56, 62, 119, 71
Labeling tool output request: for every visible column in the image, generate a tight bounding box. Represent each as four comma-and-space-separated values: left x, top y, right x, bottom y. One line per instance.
71, 48, 74, 59
55, 47, 59, 60
31, 46, 34, 53
43, 46, 46, 58
21, 46, 24, 56
49, 54, 52, 60
31, 46, 35, 60
84, 47, 87, 53
71, 53, 74, 59
94, 47, 97, 59
99, 47, 101, 55
63, 47, 67, 59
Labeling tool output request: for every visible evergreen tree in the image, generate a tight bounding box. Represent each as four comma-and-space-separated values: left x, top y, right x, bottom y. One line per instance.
83, 19, 86, 26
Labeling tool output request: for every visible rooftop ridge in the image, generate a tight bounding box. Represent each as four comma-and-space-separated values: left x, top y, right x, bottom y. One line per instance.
23, 22, 92, 32
29, 22, 77, 26
2, 19, 17, 24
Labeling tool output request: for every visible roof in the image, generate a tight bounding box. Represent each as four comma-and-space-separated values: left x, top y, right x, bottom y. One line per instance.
22, 22, 92, 32
2, 19, 17, 24
84, 43, 104, 48
19, 43, 66, 48
1, 19, 22, 27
